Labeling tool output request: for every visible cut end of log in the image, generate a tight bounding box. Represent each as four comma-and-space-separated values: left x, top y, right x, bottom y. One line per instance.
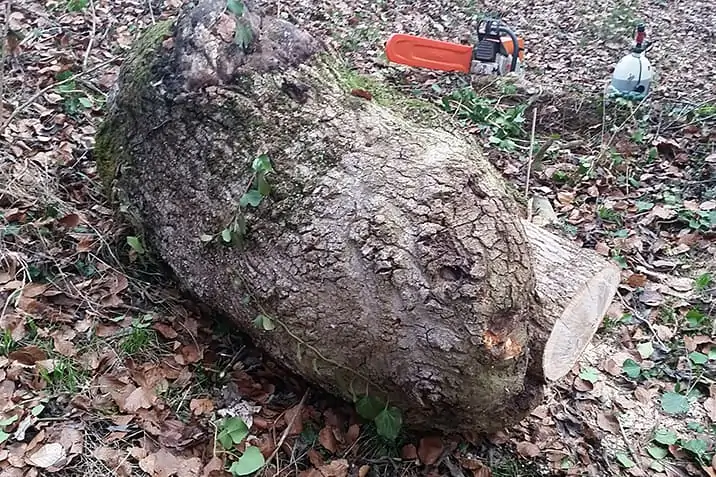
521, 220, 622, 382
542, 263, 621, 381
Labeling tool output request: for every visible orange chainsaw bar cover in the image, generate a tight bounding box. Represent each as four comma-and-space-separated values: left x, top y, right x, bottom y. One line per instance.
385, 33, 474, 73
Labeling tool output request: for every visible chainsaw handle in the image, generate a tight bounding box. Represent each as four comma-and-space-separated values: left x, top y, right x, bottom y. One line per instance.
499, 24, 520, 73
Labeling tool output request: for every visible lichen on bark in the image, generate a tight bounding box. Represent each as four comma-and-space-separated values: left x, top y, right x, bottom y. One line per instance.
96, 0, 550, 433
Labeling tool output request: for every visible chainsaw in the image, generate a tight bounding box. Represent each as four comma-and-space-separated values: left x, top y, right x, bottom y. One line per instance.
385, 18, 524, 76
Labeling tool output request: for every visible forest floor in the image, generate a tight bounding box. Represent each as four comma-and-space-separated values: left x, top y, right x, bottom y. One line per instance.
1, 0, 715, 476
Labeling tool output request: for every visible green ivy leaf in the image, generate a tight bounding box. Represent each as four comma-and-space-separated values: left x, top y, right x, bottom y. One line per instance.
229, 446, 265, 476
578, 367, 599, 383
686, 421, 704, 432
688, 351, 708, 365
252, 154, 273, 174
226, 0, 244, 16
252, 314, 275, 331
126, 236, 145, 254
685, 309, 706, 327
0, 430, 9, 444
681, 439, 708, 457
257, 174, 271, 197
239, 190, 264, 208
355, 395, 385, 421
622, 359, 641, 379
375, 407, 402, 440
636, 342, 654, 359
30, 404, 45, 416
234, 23, 253, 49
78, 97, 93, 108
615, 453, 635, 468
653, 428, 677, 445
635, 201, 654, 212
647, 445, 667, 460
200, 234, 215, 242
221, 228, 233, 243
661, 392, 690, 415
218, 417, 249, 449
694, 272, 712, 291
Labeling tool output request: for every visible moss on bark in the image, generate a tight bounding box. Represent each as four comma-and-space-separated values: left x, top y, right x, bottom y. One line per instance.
95, 19, 175, 193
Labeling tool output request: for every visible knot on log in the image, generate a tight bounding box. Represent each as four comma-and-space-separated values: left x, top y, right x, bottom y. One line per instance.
174, 0, 322, 91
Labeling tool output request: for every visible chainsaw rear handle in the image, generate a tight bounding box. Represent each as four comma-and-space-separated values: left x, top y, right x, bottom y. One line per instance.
499, 24, 520, 73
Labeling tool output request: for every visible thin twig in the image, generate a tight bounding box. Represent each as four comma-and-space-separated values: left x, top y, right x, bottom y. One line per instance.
0, 56, 118, 133
0, 2, 11, 126
264, 389, 309, 475
82, 0, 97, 70
617, 292, 670, 351
523, 107, 538, 199
147, 0, 155, 24
617, 414, 645, 472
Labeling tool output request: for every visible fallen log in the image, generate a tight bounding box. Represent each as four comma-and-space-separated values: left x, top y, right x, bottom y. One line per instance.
95, 0, 620, 433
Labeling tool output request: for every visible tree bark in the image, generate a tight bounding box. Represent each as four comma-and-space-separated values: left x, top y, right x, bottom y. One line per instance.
95, 0, 619, 433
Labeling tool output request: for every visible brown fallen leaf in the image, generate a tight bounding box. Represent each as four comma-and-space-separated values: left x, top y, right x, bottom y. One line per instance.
308, 448, 325, 468
358, 465, 370, 477
316, 459, 348, 477
401, 443, 417, 460
350, 89, 372, 101
596, 412, 620, 435
626, 273, 647, 288
282, 403, 304, 436
153, 322, 178, 339
418, 436, 444, 465
319, 425, 338, 454
634, 386, 654, 405
201, 456, 226, 477
704, 397, 716, 422
189, 398, 214, 416
121, 386, 156, 413
573, 377, 593, 392
8, 346, 47, 365
138, 449, 202, 477
516, 441, 540, 458
93, 447, 132, 477
345, 424, 360, 445
57, 213, 81, 228
25, 443, 65, 469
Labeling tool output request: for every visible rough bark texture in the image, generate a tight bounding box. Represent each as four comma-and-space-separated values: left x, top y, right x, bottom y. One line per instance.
95, 0, 615, 433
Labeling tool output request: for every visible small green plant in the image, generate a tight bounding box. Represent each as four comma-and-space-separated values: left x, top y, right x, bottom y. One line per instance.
39, 357, 88, 393
66, 0, 89, 12
126, 235, 145, 255
677, 209, 715, 232
119, 315, 156, 355
216, 416, 266, 476
202, 154, 273, 246
597, 206, 624, 226
578, 367, 599, 383
694, 273, 713, 292
0, 330, 17, 356
355, 395, 403, 441
55, 71, 94, 115
622, 359, 641, 379
227, 0, 253, 50
440, 87, 526, 151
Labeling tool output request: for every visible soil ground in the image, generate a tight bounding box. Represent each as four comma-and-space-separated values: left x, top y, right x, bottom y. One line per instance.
1, 1, 715, 477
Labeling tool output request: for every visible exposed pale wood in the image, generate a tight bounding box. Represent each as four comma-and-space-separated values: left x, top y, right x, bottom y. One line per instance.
521, 219, 621, 381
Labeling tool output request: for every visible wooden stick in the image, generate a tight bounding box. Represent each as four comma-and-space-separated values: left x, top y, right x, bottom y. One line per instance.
263, 389, 309, 475
523, 108, 538, 198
